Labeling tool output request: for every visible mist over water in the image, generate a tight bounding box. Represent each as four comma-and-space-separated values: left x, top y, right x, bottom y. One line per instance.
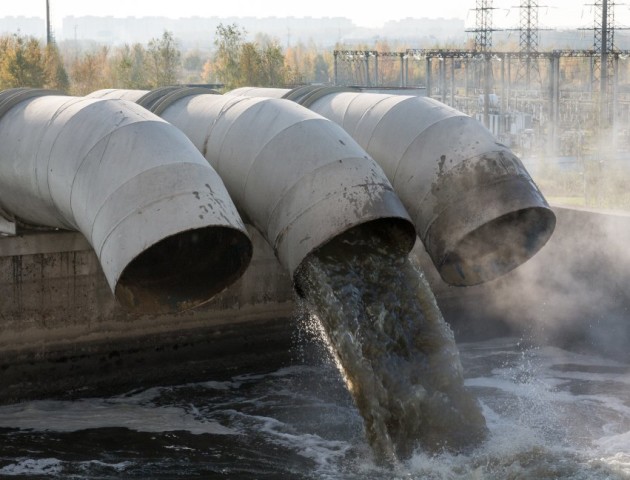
295, 226, 488, 462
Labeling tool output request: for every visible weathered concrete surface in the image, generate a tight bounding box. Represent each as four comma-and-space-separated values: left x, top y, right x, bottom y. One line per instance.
0, 226, 294, 403
414, 206, 630, 361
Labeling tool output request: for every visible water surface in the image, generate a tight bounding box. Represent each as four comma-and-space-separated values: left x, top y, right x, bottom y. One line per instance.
0, 336, 628, 478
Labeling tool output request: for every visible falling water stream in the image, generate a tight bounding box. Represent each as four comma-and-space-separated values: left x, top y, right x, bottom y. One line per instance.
294, 225, 487, 462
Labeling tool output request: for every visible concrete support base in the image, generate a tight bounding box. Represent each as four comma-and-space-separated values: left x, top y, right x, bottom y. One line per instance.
0, 226, 294, 403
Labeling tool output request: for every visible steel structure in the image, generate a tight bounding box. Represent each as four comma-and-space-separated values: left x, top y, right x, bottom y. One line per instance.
516, 0, 546, 87
332, 50, 378, 87
333, 50, 408, 87
330, 3, 630, 155
334, 47, 630, 157
594, 0, 614, 121
579, 0, 630, 125
519, 0, 540, 56
467, 0, 498, 53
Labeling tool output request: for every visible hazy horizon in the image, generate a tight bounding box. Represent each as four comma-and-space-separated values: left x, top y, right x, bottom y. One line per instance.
1, 0, 625, 31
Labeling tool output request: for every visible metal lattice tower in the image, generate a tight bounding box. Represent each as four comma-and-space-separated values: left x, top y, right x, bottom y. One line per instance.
469, 0, 497, 52
518, 0, 542, 87
593, 0, 616, 58
590, 0, 623, 125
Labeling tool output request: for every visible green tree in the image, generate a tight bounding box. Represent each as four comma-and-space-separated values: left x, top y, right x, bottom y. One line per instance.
313, 54, 330, 83
69, 46, 110, 95
182, 50, 206, 84
284, 41, 330, 85
146, 30, 181, 88
0, 34, 45, 88
239, 42, 262, 86
43, 43, 69, 92
259, 41, 286, 86
112, 43, 148, 89
183, 50, 203, 71
209, 25, 288, 89
211, 23, 245, 89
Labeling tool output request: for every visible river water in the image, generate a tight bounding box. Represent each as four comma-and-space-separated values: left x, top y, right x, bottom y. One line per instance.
0, 335, 628, 478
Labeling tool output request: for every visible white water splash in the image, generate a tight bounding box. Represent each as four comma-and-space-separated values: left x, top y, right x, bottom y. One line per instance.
0, 396, 236, 435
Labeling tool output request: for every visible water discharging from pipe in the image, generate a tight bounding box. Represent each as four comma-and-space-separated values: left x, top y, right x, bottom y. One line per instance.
295, 224, 488, 462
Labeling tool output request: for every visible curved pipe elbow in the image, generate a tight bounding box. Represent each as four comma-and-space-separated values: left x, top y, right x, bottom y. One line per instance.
100, 89, 416, 278
229, 87, 556, 286
163, 94, 416, 277
0, 91, 252, 313
357, 98, 556, 286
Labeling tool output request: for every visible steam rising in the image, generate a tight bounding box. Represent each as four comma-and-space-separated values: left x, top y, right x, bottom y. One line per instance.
414, 206, 630, 362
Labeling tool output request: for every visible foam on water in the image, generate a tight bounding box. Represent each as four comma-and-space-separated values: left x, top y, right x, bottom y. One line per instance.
0, 458, 63, 476
415, 338, 630, 480
0, 395, 236, 435
0, 338, 629, 477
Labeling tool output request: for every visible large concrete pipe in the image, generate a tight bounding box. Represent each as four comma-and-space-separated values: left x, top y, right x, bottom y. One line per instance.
227, 86, 556, 286
88, 88, 417, 277
0, 88, 252, 314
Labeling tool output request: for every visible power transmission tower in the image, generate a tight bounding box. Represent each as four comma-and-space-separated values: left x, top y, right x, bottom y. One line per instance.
466, 0, 500, 129
593, 0, 614, 91
515, 0, 546, 88
582, 0, 628, 126
468, 0, 498, 52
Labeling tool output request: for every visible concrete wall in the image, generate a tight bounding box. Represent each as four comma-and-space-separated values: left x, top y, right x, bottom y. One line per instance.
0, 226, 295, 403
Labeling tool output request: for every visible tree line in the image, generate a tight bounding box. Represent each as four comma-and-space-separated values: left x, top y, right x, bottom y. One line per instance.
0, 24, 340, 95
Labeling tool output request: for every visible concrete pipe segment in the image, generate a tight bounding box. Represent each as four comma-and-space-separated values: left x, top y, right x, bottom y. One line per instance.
227, 86, 556, 286
0, 88, 252, 314
88, 88, 417, 278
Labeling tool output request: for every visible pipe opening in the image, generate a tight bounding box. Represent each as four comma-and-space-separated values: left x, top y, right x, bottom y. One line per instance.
438, 206, 556, 287
115, 226, 252, 314
294, 217, 417, 297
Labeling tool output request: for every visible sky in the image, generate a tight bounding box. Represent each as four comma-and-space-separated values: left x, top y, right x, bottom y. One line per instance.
2, 0, 629, 30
